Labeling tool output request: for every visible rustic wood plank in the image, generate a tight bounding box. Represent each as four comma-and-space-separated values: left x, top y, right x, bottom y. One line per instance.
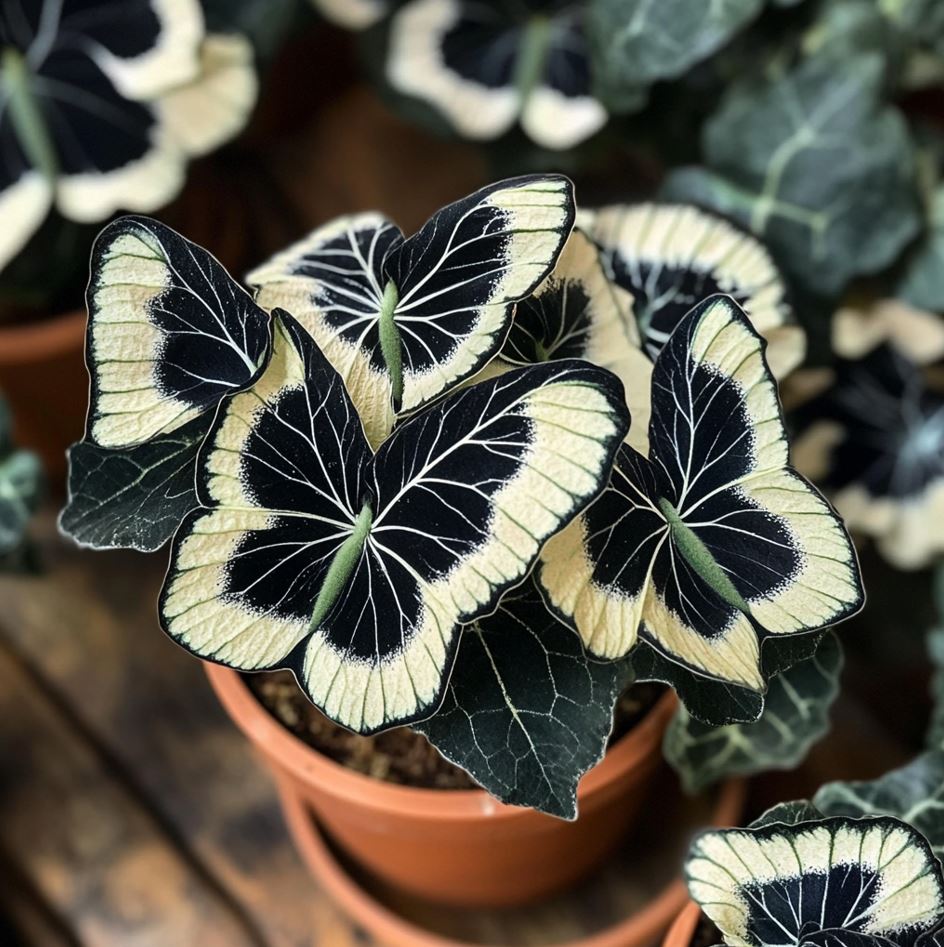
0, 640, 261, 947
0, 513, 366, 947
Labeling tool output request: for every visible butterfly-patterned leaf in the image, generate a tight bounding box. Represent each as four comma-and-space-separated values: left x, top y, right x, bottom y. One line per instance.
687, 816, 944, 947
85, 215, 270, 449
249, 175, 575, 447
386, 0, 606, 150
59, 414, 212, 552
160, 310, 628, 734
793, 343, 944, 571
580, 203, 803, 378
415, 580, 632, 820
539, 294, 863, 725
499, 227, 652, 453
814, 750, 944, 865
664, 632, 842, 793
0, 1, 256, 270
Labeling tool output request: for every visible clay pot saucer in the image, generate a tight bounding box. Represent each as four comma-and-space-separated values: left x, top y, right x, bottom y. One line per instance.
279, 776, 745, 947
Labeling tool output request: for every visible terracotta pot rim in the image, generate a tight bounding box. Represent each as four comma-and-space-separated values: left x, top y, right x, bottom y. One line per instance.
0, 306, 86, 364
205, 663, 678, 823
279, 778, 745, 947
662, 901, 703, 947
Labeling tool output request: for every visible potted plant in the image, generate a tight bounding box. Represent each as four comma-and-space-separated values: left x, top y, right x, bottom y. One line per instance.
668, 727, 944, 947
0, 0, 259, 480
60, 174, 865, 920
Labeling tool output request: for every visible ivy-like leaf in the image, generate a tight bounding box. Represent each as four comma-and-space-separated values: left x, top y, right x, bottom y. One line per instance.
665, 632, 842, 793
662, 54, 921, 297
416, 582, 631, 820
751, 800, 825, 829
898, 188, 944, 313
927, 625, 944, 750
588, 0, 763, 102
0, 448, 42, 555
59, 414, 212, 553
814, 750, 944, 863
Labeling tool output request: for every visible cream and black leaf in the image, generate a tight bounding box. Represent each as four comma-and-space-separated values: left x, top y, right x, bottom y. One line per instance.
794, 344, 944, 570
814, 751, 944, 865
498, 227, 653, 452
687, 816, 944, 947
249, 175, 575, 447
664, 632, 842, 793
160, 310, 629, 735
579, 202, 803, 379
60, 216, 270, 551
539, 294, 863, 726
0, 0, 254, 270
415, 580, 632, 819
385, 0, 607, 150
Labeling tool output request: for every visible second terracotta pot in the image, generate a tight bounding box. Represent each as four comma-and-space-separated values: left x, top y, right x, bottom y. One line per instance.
206, 664, 678, 907
0, 308, 87, 487
663, 902, 703, 947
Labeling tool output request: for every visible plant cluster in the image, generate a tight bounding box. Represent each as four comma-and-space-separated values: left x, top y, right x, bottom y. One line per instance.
316, 0, 944, 325
62, 174, 867, 817
0, 0, 258, 307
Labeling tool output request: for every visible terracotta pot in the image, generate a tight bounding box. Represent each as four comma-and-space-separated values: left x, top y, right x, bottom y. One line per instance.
206, 664, 679, 907
0, 308, 87, 488
663, 902, 703, 947
279, 778, 745, 947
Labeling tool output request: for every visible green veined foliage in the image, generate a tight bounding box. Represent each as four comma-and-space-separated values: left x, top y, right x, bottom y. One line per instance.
61, 215, 271, 552
539, 294, 863, 725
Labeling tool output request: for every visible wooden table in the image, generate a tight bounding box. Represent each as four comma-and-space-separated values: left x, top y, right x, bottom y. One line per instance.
0, 511, 915, 947
0, 511, 366, 946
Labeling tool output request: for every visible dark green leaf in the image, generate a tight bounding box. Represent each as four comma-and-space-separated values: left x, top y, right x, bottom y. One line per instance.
417, 583, 630, 820
814, 750, 944, 861
0, 448, 42, 554
665, 632, 841, 793
927, 625, 944, 750
897, 188, 944, 312
662, 54, 922, 297
59, 414, 213, 553
588, 0, 763, 98
750, 799, 824, 828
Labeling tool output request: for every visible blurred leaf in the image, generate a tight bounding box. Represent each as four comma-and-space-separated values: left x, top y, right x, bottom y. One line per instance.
802, 0, 899, 67
665, 632, 842, 793
201, 0, 301, 60
417, 583, 631, 820
897, 187, 944, 311
662, 53, 922, 297
0, 448, 42, 555
928, 624, 944, 749
814, 750, 944, 861
588, 0, 762, 106
751, 799, 824, 827
880, 0, 944, 56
